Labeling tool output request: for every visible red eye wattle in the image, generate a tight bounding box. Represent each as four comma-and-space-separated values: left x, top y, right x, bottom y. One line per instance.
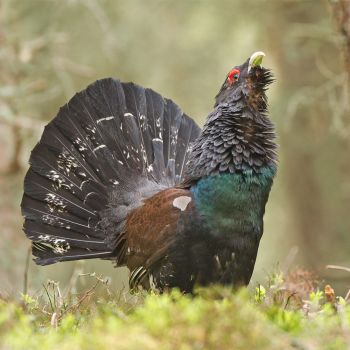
227, 68, 240, 84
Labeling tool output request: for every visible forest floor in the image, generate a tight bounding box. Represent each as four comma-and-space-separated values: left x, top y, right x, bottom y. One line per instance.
0, 269, 349, 350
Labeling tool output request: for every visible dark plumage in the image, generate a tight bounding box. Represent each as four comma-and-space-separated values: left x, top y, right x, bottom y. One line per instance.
21, 52, 277, 292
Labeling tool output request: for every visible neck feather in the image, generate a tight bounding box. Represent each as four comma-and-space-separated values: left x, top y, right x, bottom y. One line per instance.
185, 104, 277, 181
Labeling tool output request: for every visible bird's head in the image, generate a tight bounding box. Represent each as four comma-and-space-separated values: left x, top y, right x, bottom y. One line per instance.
215, 51, 274, 112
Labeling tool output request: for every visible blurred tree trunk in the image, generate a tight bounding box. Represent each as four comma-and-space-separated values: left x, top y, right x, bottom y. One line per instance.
260, 2, 338, 271
328, 1, 350, 282
260, 1, 350, 281
331, 0, 350, 89
7, 125, 22, 174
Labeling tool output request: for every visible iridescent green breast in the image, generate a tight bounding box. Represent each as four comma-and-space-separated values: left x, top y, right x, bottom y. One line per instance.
190, 167, 276, 238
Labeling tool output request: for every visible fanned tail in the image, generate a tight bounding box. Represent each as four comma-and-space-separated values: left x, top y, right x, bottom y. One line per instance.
21, 78, 200, 265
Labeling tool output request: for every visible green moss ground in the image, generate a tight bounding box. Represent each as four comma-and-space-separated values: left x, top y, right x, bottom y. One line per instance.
1, 271, 349, 350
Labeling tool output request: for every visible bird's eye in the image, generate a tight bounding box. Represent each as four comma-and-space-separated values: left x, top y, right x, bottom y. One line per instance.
227, 68, 240, 84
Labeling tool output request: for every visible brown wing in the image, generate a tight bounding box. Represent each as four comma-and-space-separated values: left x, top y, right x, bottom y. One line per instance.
122, 187, 193, 286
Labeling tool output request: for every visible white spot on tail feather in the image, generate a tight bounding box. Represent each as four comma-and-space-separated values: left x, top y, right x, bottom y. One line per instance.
38, 234, 70, 254
96, 116, 114, 123
93, 144, 106, 153
172, 196, 191, 211
147, 164, 153, 173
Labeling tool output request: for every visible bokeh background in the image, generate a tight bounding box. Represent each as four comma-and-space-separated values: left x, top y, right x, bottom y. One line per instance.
1, 0, 349, 297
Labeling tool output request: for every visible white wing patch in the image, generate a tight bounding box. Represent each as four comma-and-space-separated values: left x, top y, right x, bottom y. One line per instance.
173, 196, 191, 211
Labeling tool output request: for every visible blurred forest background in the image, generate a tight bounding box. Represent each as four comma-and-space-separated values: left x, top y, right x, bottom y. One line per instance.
1, 0, 350, 297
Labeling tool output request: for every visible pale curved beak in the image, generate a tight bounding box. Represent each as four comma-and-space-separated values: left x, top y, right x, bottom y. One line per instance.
248, 51, 265, 73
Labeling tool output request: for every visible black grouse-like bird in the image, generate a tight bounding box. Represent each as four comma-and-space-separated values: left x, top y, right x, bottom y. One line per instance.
21, 52, 277, 292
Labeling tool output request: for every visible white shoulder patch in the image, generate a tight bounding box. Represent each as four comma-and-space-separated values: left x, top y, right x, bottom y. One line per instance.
173, 196, 192, 211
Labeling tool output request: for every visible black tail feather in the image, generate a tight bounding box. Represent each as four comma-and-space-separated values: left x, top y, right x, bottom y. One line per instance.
22, 78, 200, 265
